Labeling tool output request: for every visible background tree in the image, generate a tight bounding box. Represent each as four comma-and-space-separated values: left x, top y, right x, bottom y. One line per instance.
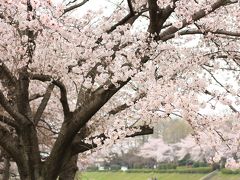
0, 0, 240, 179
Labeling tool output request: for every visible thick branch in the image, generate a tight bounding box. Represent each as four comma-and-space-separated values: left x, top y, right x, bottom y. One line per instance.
0, 60, 17, 103
30, 74, 70, 118
163, 29, 240, 40
0, 125, 23, 166
108, 92, 146, 115
0, 115, 18, 129
34, 84, 54, 124
44, 79, 130, 179
0, 60, 17, 86
148, 0, 175, 36
71, 125, 153, 155
73, 79, 130, 125
0, 90, 26, 122
160, 0, 237, 41
127, 0, 134, 14
17, 67, 32, 121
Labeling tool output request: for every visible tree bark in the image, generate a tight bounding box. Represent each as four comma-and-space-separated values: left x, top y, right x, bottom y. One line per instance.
2, 155, 10, 180
18, 124, 42, 180
59, 155, 78, 180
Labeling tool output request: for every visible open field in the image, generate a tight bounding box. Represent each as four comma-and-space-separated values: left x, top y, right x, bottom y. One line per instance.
211, 173, 240, 180
77, 172, 205, 180
76, 172, 240, 180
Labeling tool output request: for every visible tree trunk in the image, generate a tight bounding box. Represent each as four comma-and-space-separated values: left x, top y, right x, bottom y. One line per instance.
2, 156, 10, 180
59, 155, 79, 180
16, 124, 43, 180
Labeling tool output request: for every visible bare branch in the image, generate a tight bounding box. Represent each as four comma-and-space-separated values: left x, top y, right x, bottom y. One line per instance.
106, 3, 146, 33
37, 119, 59, 135
204, 90, 239, 113
63, 0, 89, 14
29, 93, 44, 101
202, 66, 240, 98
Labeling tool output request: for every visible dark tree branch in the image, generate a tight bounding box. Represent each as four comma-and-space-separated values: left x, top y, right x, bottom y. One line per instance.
162, 28, 240, 40
160, 0, 237, 41
127, 0, 134, 14
73, 78, 130, 122
0, 125, 23, 167
108, 92, 146, 115
71, 125, 153, 155
30, 74, 71, 118
34, 84, 54, 125
148, 0, 160, 34
17, 67, 32, 121
26, 0, 36, 64
2, 154, 10, 180
0, 60, 17, 103
0, 90, 26, 122
63, 0, 89, 14
0, 115, 18, 129
204, 90, 238, 113
44, 79, 130, 179
106, 2, 148, 33
29, 93, 44, 101
202, 66, 240, 98
107, 13, 134, 33
37, 119, 59, 135
0, 60, 17, 86
148, 0, 175, 36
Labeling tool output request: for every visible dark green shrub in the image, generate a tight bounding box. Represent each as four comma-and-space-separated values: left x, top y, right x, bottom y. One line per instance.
86, 166, 98, 171
176, 167, 212, 174
156, 167, 211, 174
127, 169, 154, 173
110, 164, 121, 170
126, 167, 212, 174
178, 154, 194, 166
158, 163, 177, 169
192, 162, 208, 168
221, 168, 240, 174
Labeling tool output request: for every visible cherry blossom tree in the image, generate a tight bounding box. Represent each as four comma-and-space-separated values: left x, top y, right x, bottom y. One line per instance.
0, 0, 240, 179
138, 138, 174, 162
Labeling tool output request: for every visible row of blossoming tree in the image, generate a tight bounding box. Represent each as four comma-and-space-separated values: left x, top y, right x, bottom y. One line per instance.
0, 0, 240, 179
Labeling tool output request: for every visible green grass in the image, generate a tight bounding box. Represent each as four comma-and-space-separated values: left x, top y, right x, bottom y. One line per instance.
76, 172, 205, 180
211, 172, 240, 180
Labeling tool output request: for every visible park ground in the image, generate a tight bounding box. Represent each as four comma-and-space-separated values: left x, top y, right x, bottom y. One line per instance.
76, 172, 240, 180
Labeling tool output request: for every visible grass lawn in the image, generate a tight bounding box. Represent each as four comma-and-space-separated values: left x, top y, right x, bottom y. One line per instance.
211, 172, 240, 180
77, 172, 205, 180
